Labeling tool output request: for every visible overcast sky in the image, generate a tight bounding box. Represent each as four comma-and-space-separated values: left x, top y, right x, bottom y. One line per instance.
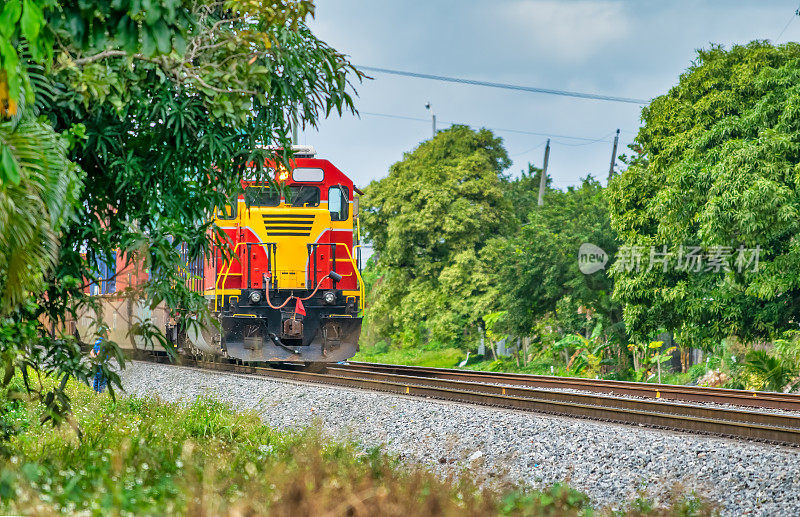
300, 1, 800, 190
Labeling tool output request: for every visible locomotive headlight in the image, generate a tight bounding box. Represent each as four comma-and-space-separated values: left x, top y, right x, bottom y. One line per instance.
249, 291, 262, 304
323, 291, 337, 305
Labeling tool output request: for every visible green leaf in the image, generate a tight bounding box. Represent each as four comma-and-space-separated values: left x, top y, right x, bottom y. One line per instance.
0, 0, 21, 39
153, 20, 171, 54
20, 0, 43, 43
172, 31, 186, 55
0, 144, 20, 185
143, 0, 162, 27
117, 17, 138, 54
0, 42, 20, 102
141, 28, 157, 57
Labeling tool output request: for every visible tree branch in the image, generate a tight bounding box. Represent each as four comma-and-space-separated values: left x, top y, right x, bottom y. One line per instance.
190, 74, 259, 96
59, 50, 159, 71
72, 50, 128, 65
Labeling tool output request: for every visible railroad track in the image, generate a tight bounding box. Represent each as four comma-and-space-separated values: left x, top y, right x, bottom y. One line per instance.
332, 361, 800, 411
132, 352, 800, 447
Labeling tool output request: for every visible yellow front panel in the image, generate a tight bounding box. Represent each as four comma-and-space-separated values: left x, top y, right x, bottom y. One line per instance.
214, 196, 357, 297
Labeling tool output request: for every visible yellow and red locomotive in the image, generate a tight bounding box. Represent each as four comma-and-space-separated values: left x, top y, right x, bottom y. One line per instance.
186, 146, 364, 364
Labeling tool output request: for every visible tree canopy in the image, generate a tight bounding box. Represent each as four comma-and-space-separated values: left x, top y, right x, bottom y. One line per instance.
609, 41, 800, 345
361, 126, 514, 347
499, 177, 621, 343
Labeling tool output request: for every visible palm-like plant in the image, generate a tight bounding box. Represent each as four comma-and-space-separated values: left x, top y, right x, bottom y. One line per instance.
743, 350, 799, 393
0, 70, 81, 313
554, 323, 609, 376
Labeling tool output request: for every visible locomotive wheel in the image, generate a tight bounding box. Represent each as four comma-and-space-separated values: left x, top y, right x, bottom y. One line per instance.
300, 362, 328, 373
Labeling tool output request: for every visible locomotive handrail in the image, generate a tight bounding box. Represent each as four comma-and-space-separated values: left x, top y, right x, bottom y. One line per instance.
178, 244, 206, 294
306, 242, 363, 311
246, 242, 277, 290
307, 242, 338, 290
214, 241, 276, 312
215, 241, 245, 312
342, 243, 365, 312
214, 240, 363, 313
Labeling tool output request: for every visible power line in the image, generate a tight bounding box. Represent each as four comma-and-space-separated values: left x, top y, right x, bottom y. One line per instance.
467, 122, 612, 141
359, 66, 649, 105
361, 111, 430, 123
360, 111, 616, 142
550, 130, 619, 147
775, 3, 800, 43
511, 140, 547, 157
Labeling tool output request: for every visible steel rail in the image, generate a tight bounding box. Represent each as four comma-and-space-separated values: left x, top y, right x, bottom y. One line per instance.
132, 352, 800, 446
332, 362, 800, 411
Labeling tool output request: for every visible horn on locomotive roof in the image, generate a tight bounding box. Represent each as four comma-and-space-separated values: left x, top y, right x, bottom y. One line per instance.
258, 144, 316, 158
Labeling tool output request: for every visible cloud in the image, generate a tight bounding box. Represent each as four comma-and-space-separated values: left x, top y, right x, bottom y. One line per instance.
499, 0, 631, 63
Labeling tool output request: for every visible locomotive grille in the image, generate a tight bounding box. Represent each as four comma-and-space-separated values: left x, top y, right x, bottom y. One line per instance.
262, 213, 315, 236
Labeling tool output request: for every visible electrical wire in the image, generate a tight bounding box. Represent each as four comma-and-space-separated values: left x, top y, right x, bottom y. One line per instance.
550, 130, 619, 147
359, 65, 650, 105
776, 3, 800, 43
360, 110, 616, 142
510, 140, 547, 157
361, 111, 430, 123
263, 272, 333, 310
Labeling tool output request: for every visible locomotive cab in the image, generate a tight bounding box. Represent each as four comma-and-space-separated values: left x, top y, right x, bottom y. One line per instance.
190, 146, 364, 363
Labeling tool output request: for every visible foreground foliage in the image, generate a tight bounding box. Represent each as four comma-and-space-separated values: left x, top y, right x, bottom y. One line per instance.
0, 0, 360, 430
0, 380, 715, 516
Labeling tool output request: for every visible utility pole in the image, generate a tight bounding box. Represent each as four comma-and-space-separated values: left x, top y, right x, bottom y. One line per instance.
425, 102, 436, 138
607, 128, 620, 183
537, 138, 550, 206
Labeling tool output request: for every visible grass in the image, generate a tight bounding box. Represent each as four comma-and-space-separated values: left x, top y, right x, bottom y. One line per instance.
354, 345, 581, 375
353, 345, 465, 368
0, 377, 717, 515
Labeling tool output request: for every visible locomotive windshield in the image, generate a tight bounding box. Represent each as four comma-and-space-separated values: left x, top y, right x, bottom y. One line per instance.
289, 185, 320, 207
245, 186, 280, 207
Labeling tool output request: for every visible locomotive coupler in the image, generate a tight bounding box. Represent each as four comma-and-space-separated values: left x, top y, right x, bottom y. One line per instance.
282, 317, 303, 338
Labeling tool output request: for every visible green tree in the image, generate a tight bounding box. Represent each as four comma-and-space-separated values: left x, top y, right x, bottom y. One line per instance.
0, 0, 361, 430
361, 126, 514, 347
609, 41, 800, 347
553, 323, 609, 376
498, 177, 623, 349
502, 162, 546, 224
0, 111, 82, 311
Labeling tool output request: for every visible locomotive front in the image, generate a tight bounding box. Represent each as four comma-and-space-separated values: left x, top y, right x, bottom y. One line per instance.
189, 146, 364, 364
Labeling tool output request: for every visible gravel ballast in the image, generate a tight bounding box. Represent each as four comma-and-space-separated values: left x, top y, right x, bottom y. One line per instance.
119, 360, 800, 515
